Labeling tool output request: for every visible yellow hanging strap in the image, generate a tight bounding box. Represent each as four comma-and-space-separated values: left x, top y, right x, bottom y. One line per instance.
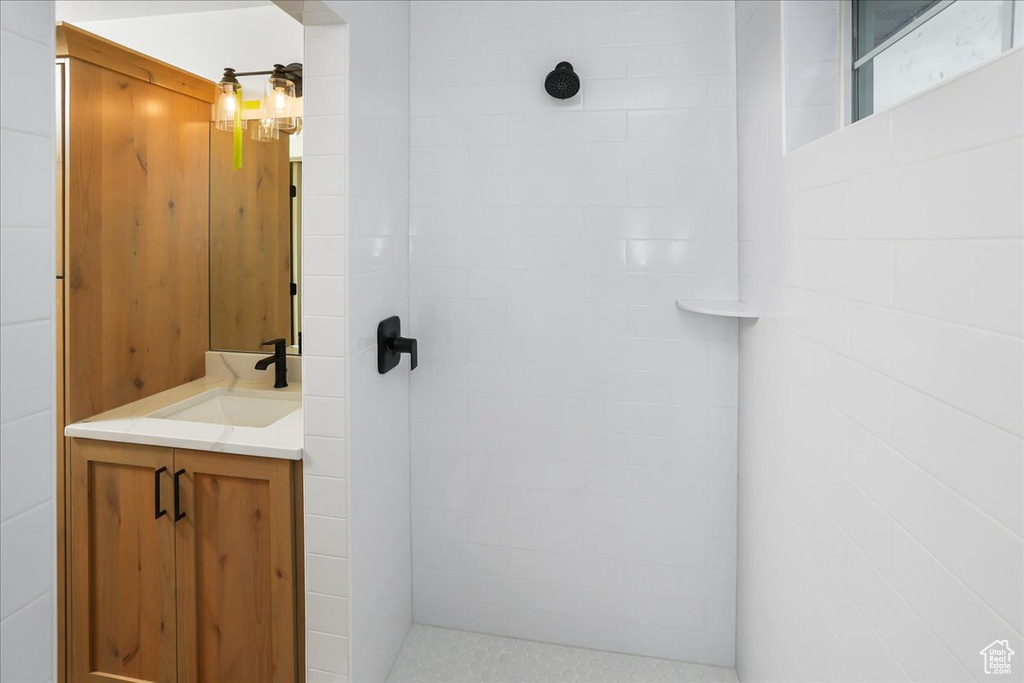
233, 100, 263, 170
233, 100, 266, 169
232, 92, 244, 170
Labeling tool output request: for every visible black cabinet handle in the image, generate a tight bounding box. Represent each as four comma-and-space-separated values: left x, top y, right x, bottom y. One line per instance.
154, 467, 167, 519
173, 469, 186, 522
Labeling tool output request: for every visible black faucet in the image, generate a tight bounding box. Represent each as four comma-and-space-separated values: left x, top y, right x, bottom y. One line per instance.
255, 338, 288, 388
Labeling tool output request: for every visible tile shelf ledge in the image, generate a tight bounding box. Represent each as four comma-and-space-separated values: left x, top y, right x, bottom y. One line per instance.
676, 299, 759, 319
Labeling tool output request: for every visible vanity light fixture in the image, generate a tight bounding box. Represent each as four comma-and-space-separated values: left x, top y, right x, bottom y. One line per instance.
213, 63, 303, 138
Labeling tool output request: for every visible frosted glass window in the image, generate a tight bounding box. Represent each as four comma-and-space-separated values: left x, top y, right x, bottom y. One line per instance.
783, 0, 842, 152
853, 0, 1018, 120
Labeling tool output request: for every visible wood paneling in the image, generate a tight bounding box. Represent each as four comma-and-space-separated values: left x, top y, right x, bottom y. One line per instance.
69, 440, 176, 683
209, 127, 292, 352
65, 58, 210, 423
56, 24, 217, 104
57, 61, 66, 277
292, 469, 305, 683
173, 450, 297, 683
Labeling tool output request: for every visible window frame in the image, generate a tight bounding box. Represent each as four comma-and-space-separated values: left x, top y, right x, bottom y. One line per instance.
850, 0, 1017, 121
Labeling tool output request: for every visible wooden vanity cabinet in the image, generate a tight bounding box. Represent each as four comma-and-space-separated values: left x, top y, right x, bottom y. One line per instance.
69, 440, 176, 683
69, 440, 301, 683
173, 450, 298, 683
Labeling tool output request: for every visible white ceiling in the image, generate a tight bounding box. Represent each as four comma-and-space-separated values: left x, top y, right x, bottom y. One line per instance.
55, 1, 271, 23
58, 4, 302, 85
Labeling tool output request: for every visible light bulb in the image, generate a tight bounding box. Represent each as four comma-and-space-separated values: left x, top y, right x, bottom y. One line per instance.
263, 71, 296, 134
214, 78, 244, 132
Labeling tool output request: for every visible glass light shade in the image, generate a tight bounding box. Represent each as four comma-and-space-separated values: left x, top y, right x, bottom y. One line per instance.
251, 115, 280, 142
214, 81, 245, 132
263, 73, 296, 133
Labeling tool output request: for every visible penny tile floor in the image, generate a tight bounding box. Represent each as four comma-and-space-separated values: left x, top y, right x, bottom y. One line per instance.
386, 624, 740, 683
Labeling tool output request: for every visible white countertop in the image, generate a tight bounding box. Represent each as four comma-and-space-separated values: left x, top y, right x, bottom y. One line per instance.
65, 373, 303, 461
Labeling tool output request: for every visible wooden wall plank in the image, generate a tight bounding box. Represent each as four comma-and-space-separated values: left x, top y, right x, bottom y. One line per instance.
57, 23, 217, 104
209, 127, 292, 353
65, 59, 209, 423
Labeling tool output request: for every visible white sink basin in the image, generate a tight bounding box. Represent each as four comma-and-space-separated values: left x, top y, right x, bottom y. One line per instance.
149, 388, 300, 428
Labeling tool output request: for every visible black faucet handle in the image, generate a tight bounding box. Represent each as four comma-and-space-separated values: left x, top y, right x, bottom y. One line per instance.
261, 338, 287, 355
390, 336, 418, 371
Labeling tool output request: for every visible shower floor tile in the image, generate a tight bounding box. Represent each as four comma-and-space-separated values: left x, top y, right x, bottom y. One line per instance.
386, 624, 739, 683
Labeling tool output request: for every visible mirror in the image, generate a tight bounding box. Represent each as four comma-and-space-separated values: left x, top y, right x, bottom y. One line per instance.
209, 125, 301, 354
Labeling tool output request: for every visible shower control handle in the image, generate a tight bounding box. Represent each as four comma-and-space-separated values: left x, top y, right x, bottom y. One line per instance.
389, 336, 418, 371
377, 316, 418, 374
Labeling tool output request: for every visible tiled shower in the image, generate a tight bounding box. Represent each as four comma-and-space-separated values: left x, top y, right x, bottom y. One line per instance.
0, 1, 1021, 682
409, 0, 741, 666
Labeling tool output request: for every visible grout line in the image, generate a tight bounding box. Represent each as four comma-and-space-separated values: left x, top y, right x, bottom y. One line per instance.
0, 26, 52, 50
0, 589, 51, 627
0, 498, 51, 528
0, 407, 50, 429
771, 313, 1023, 438
307, 589, 348, 600
852, 297, 1024, 343
0, 317, 54, 329
780, 473, 995, 678
765, 485, 913, 681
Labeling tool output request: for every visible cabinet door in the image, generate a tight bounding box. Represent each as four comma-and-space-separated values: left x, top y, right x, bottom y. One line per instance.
69, 440, 176, 683
173, 450, 297, 683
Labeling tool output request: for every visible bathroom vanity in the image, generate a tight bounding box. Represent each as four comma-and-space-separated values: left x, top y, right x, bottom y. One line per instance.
64, 355, 305, 683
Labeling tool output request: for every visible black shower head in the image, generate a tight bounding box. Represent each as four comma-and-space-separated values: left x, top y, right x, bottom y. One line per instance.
544, 62, 580, 100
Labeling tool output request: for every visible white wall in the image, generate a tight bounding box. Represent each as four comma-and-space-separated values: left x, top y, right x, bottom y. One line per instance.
408, 0, 739, 667
325, 1, 412, 682
736, 1, 1024, 679
0, 2, 57, 682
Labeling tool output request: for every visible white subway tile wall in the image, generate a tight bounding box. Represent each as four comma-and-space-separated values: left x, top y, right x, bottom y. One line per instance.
0, 2, 56, 681
410, 0, 739, 667
325, 1, 413, 682
736, 2, 1023, 681
300, 16, 351, 683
